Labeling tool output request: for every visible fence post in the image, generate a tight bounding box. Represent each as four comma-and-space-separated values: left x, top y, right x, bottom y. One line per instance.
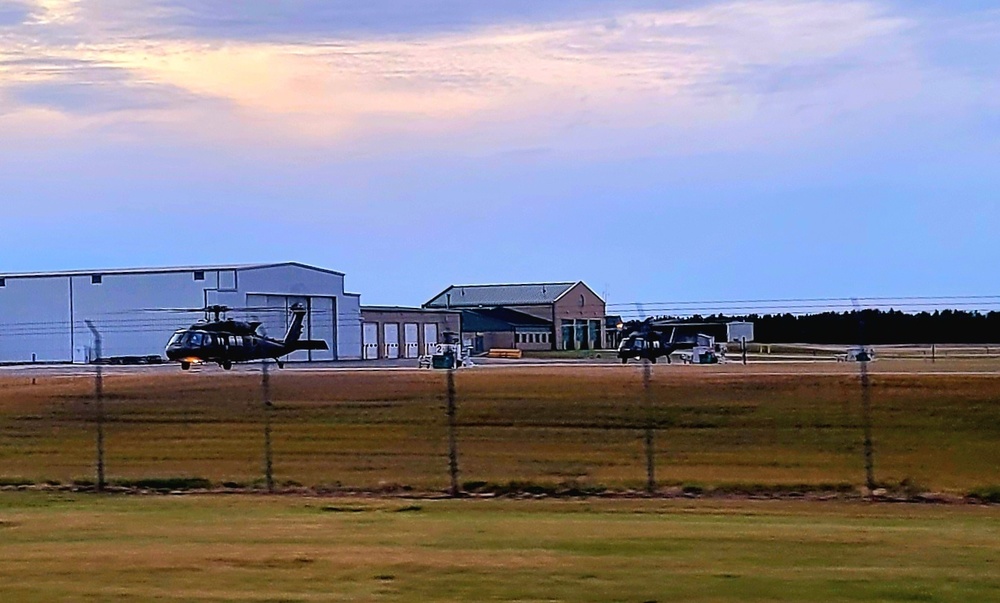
643, 359, 655, 494
262, 360, 274, 494
851, 304, 876, 493
84, 321, 105, 493
859, 357, 876, 491
446, 367, 460, 497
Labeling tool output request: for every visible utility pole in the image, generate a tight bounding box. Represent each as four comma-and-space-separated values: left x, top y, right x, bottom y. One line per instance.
84, 321, 105, 493
446, 367, 460, 497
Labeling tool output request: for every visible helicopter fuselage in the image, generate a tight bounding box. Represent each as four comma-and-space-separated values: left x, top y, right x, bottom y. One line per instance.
616, 327, 709, 364
164, 304, 328, 370
165, 330, 291, 369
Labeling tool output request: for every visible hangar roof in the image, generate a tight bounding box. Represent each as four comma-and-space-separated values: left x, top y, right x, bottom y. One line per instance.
461, 308, 553, 332
0, 262, 344, 279
425, 282, 579, 308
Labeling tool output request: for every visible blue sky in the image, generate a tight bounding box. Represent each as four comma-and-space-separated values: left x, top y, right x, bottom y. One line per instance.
1, 1, 998, 307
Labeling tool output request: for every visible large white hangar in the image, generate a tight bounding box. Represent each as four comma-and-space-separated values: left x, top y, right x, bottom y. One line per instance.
0, 262, 362, 364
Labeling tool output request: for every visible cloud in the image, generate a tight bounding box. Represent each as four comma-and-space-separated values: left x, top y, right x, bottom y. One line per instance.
7, 71, 218, 115
0, 0, 996, 159
79, 0, 677, 39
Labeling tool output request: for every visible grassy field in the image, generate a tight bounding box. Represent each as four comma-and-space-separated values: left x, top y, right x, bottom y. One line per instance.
0, 492, 998, 602
1, 363, 999, 495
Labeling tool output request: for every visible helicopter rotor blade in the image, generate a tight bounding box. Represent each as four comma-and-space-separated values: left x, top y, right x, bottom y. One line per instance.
136, 305, 287, 314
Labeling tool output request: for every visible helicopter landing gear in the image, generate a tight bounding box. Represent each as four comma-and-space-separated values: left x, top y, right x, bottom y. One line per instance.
649, 356, 657, 364
621, 358, 628, 364
222, 360, 233, 371
276, 360, 284, 369
180, 361, 191, 371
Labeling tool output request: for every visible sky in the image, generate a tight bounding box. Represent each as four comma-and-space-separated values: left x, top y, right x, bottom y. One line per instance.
1, 0, 998, 308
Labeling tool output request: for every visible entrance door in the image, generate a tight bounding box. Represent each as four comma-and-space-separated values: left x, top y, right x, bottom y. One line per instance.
383, 324, 399, 359
363, 323, 379, 360
404, 323, 419, 358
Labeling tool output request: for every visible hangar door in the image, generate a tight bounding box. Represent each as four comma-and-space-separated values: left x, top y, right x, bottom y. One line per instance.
309, 297, 336, 361
383, 324, 399, 359
404, 324, 419, 358
363, 323, 379, 359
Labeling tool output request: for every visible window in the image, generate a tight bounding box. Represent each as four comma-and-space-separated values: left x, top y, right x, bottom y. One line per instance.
91, 274, 102, 285
194, 271, 205, 281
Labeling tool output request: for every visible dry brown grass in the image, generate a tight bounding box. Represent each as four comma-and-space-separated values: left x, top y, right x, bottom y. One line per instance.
1, 364, 999, 494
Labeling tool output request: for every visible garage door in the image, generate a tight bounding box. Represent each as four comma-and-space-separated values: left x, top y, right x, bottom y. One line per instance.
423, 324, 439, 355
383, 324, 399, 359
404, 324, 419, 358
363, 323, 379, 360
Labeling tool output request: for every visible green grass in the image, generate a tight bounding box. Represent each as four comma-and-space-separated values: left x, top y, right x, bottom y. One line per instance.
0, 492, 998, 602
1, 367, 999, 494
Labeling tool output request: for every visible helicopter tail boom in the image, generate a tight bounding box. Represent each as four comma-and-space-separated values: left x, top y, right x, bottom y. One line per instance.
291, 340, 329, 351
283, 305, 307, 346
281, 304, 329, 353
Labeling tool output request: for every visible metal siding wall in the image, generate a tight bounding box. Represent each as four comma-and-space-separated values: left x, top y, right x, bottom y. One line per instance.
72, 272, 212, 359
0, 277, 72, 362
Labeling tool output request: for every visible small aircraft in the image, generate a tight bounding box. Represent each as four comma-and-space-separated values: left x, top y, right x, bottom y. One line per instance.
163, 304, 328, 370
617, 318, 719, 364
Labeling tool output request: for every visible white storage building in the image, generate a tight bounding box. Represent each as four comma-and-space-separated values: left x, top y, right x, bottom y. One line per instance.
0, 262, 362, 364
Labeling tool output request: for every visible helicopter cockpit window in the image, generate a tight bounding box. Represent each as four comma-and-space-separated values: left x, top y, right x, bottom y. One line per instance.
189, 333, 204, 347
168, 333, 185, 346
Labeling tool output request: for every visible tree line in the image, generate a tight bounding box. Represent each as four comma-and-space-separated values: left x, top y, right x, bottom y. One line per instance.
674, 309, 1000, 344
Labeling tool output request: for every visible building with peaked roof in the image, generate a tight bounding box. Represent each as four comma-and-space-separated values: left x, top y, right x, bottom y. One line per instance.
424, 281, 607, 351
0, 262, 362, 363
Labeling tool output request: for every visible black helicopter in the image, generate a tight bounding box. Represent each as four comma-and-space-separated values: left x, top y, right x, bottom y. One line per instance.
617, 318, 718, 364
163, 304, 328, 370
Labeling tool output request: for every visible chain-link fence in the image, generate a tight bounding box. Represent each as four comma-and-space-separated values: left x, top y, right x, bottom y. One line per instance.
2, 358, 999, 501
